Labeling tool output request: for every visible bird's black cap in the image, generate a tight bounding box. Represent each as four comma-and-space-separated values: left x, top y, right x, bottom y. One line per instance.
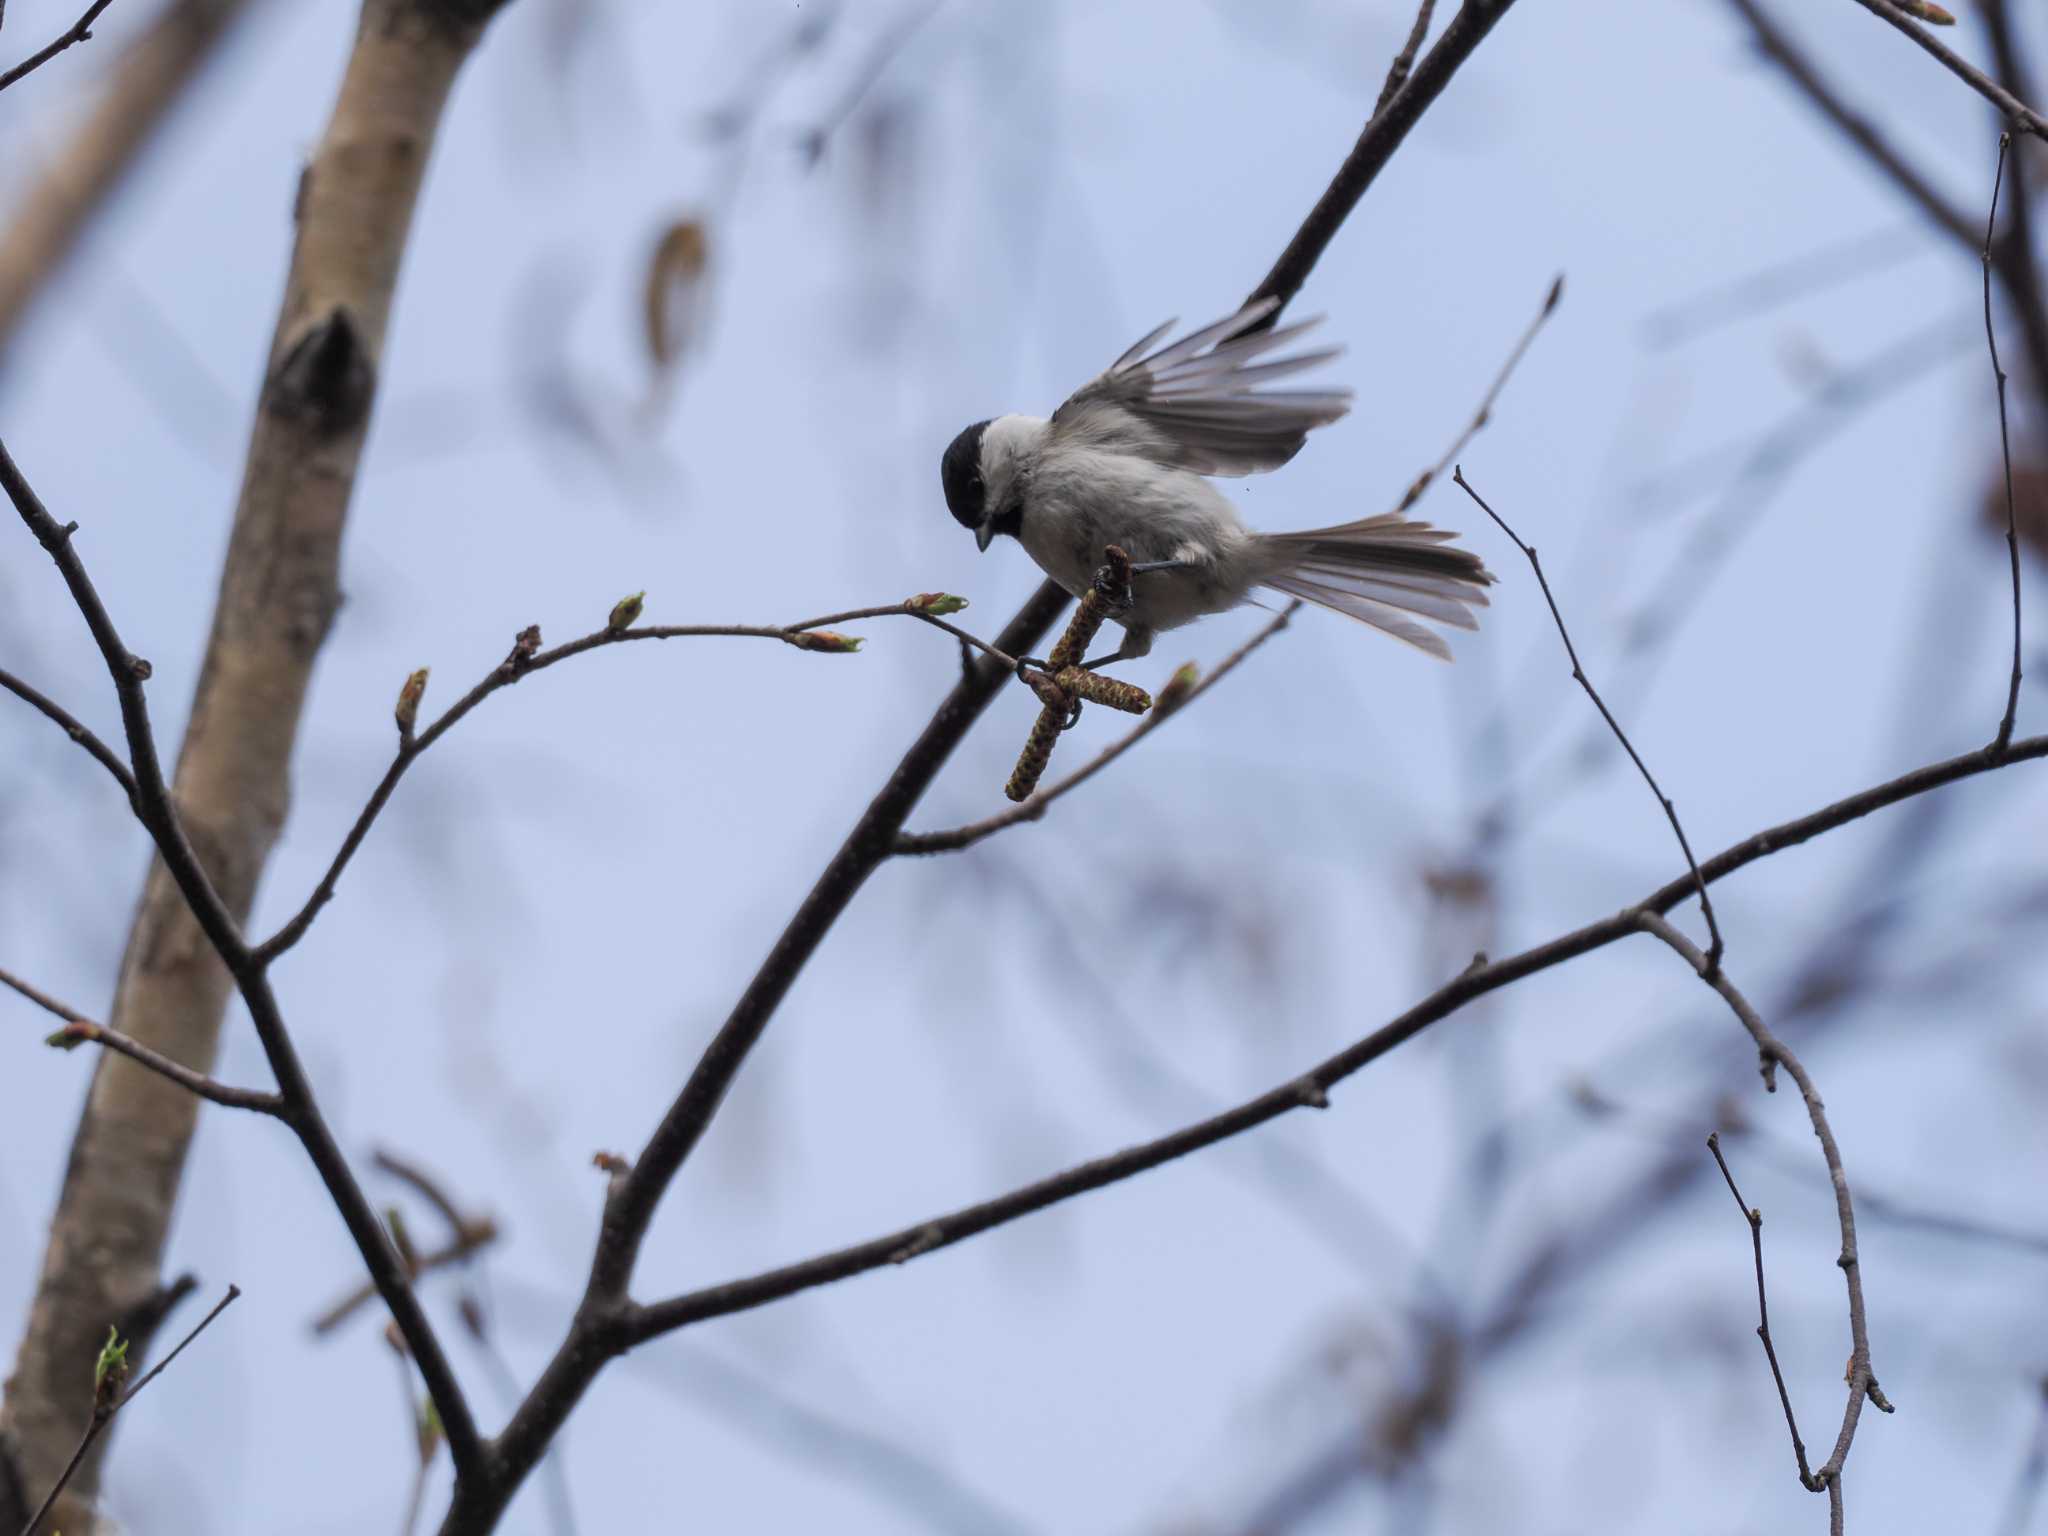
940, 419, 991, 530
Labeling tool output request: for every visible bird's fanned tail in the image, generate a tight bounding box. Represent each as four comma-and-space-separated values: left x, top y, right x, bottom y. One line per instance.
1257, 512, 1495, 660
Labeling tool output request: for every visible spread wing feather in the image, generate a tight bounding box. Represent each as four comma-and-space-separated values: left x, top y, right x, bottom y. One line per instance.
1050, 297, 1352, 476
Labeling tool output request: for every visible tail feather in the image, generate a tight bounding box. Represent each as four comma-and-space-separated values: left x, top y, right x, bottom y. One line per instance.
1258, 513, 1494, 660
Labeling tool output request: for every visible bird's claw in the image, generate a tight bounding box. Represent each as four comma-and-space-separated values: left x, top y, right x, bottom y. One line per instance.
1091, 565, 1135, 609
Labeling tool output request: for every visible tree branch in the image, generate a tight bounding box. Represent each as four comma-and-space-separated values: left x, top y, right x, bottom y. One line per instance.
4, 1, 517, 1502
1841, 0, 2048, 138
1455, 468, 1724, 968
627, 729, 2043, 1345
4, 441, 488, 1482
894, 604, 1299, 855
17, 1284, 238, 1536
1706, 1130, 1816, 1490
256, 598, 1012, 961
0, 666, 136, 804
1398, 274, 1562, 512
1244, 0, 1521, 317
1983, 133, 2026, 752
0, 0, 114, 94
1373, 0, 1436, 117
1723, 0, 1978, 250
1639, 915, 1893, 1502
455, 22, 1532, 1523
2, 968, 282, 1114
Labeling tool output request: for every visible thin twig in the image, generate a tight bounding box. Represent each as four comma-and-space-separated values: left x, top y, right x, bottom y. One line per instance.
895, 604, 1299, 854
1639, 914, 1892, 1503
1243, 0, 1521, 321
1725, 0, 1977, 250
1984, 132, 2025, 752
311, 1219, 500, 1337
2, 967, 281, 1112
1841, 0, 2048, 139
1974, 0, 2048, 405
1706, 1131, 1817, 1490
0, 0, 114, 93
0, 666, 138, 804
1454, 468, 1725, 969
373, 1149, 472, 1237
0, 439, 241, 959
627, 730, 2046, 1344
255, 600, 1018, 961
1399, 274, 1562, 511
2, 440, 484, 1478
17, 1284, 238, 1536
1373, 0, 1436, 116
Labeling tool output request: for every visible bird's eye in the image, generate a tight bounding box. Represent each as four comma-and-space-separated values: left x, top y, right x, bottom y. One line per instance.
940, 420, 991, 529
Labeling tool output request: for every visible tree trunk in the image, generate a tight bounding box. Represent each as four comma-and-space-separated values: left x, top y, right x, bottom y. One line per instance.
0, 3, 506, 1526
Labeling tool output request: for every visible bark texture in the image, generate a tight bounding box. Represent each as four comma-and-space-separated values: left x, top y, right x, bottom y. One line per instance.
0, 2, 501, 1525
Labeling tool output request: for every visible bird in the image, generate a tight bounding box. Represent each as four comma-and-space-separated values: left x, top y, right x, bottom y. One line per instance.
939, 296, 1494, 664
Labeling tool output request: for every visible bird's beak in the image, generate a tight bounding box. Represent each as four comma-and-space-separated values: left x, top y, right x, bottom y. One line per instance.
974, 521, 995, 553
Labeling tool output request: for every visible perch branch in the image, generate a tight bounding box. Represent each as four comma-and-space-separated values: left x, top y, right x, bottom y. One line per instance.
628, 729, 2044, 1344
1707, 1131, 1816, 1490
256, 597, 1017, 961
896, 604, 1299, 854
1455, 468, 1724, 968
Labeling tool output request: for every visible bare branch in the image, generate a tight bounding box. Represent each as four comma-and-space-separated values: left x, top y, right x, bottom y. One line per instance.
1640, 914, 1892, 1503
311, 1219, 500, 1337
3, 968, 282, 1114
1244, 0, 1520, 320
1723, 0, 1977, 249
1373, 0, 1436, 116
0, 440, 246, 959
1, 439, 483, 1481
16, 1284, 237, 1536
256, 598, 1013, 961
1399, 273, 1563, 512
1706, 1130, 1817, 1490
1455, 468, 1725, 968
459, 28, 1535, 1521
628, 730, 2045, 1345
895, 604, 1299, 855
1983, 133, 2026, 752
0, 666, 138, 804
0, 0, 114, 94
372, 1149, 473, 1238
1841, 0, 2048, 138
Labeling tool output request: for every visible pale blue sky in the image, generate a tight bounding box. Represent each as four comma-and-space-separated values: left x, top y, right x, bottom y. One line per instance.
2, 1, 2044, 1532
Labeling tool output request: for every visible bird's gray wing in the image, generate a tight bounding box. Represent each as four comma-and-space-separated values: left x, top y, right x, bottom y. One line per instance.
1047, 297, 1353, 477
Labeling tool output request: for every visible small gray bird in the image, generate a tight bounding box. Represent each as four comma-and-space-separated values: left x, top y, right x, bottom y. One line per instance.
940, 297, 1493, 663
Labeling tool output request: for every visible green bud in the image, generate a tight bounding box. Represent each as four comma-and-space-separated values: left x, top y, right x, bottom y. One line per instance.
788, 630, 863, 653
1153, 663, 1201, 714
94, 1326, 130, 1393
907, 592, 969, 616
607, 591, 645, 633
